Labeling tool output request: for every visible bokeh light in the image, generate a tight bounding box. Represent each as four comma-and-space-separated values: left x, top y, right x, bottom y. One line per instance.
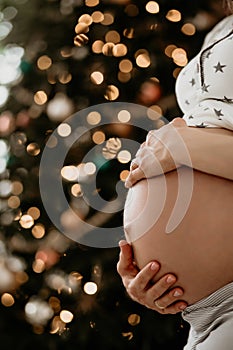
166, 9, 182, 22
83, 282, 98, 295
117, 150, 131, 164
104, 85, 119, 100
31, 224, 45, 239
60, 310, 74, 323
37, 55, 52, 70
19, 214, 34, 229
181, 23, 196, 36
117, 110, 131, 123
1, 293, 15, 307
86, 111, 101, 125
145, 1, 160, 14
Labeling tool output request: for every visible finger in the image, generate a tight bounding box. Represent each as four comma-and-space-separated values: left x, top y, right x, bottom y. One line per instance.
170, 117, 186, 126
153, 287, 184, 309
154, 301, 187, 315
124, 168, 145, 188
117, 240, 137, 276
147, 274, 177, 302
130, 161, 138, 171
127, 261, 160, 294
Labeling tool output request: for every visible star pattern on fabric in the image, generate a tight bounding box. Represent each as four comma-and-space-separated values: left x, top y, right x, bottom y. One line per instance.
213, 62, 226, 73
223, 96, 233, 103
214, 108, 224, 119
195, 122, 208, 128
189, 78, 195, 86
176, 19, 233, 130
201, 83, 210, 93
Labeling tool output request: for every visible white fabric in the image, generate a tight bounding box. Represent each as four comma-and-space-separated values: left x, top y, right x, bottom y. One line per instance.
175, 15, 233, 130
182, 282, 233, 350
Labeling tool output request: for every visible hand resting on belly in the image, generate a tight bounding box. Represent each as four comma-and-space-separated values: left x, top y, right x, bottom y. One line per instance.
124, 166, 233, 305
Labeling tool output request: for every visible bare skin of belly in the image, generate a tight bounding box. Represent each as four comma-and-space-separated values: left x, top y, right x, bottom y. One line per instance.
124, 131, 233, 305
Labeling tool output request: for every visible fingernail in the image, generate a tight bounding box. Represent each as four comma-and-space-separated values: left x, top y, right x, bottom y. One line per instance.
166, 275, 176, 284
151, 262, 159, 270
124, 180, 132, 188
179, 304, 187, 310
119, 240, 127, 247
173, 290, 182, 297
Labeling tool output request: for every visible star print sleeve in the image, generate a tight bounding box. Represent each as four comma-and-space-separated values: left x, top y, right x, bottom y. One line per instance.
182, 99, 233, 130
176, 21, 233, 131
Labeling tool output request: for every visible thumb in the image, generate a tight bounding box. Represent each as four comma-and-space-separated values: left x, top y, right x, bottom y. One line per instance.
171, 117, 186, 126
125, 168, 145, 188
117, 240, 138, 276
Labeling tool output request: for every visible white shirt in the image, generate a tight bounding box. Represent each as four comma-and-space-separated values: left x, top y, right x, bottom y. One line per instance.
175, 14, 233, 130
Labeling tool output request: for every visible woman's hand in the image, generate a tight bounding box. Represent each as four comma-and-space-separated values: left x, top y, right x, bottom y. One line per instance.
117, 240, 187, 314
125, 118, 188, 188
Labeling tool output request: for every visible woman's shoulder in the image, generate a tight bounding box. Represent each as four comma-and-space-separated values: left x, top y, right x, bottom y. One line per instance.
202, 14, 233, 47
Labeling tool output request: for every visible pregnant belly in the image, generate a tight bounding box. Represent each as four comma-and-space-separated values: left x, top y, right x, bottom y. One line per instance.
124, 167, 233, 305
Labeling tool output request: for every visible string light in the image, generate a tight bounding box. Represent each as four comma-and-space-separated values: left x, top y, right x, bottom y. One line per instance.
27, 207, 40, 220
37, 55, 52, 70
164, 44, 177, 57
26, 143, 40, 156
61, 166, 78, 181
60, 310, 74, 323
166, 9, 182, 22
120, 170, 129, 181
92, 131, 105, 144
104, 85, 119, 100
34, 90, 47, 105
172, 47, 188, 66
91, 11, 104, 23
105, 30, 120, 44
31, 224, 45, 239
8, 195, 20, 209
101, 12, 114, 25
71, 183, 83, 197
181, 23, 196, 36
128, 313, 141, 326
117, 150, 131, 164
1, 293, 15, 307
112, 43, 127, 57
117, 110, 131, 123
78, 14, 93, 26
119, 59, 133, 73
92, 40, 104, 53
90, 71, 104, 85
87, 111, 101, 125
83, 281, 98, 295
12, 181, 23, 195
57, 123, 72, 137
136, 53, 151, 68
84, 162, 96, 175
145, 1, 160, 14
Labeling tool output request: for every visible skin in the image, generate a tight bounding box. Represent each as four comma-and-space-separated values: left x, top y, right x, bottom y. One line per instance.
118, 127, 233, 313
118, 1, 233, 312
117, 240, 188, 313
124, 166, 233, 305
125, 119, 233, 188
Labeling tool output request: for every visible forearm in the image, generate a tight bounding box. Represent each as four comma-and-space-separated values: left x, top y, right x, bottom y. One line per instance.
180, 126, 233, 180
